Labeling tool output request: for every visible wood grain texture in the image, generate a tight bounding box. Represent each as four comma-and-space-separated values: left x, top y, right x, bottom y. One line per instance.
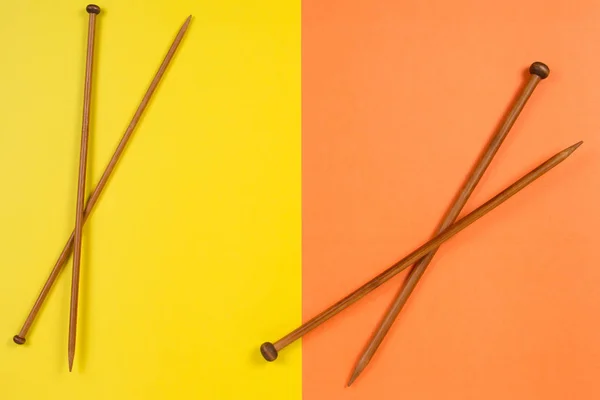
347, 62, 549, 386
263, 140, 581, 361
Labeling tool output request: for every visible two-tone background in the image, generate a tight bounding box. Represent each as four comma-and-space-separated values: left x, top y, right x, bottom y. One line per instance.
1, 1, 599, 399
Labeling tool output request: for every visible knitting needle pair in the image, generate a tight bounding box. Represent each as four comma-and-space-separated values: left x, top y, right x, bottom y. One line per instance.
261, 62, 583, 386
12, 5, 191, 372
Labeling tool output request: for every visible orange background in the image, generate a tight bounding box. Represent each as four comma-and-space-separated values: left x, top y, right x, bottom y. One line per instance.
302, 1, 600, 399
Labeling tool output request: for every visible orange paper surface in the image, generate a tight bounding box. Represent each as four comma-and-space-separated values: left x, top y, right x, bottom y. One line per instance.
302, 0, 600, 398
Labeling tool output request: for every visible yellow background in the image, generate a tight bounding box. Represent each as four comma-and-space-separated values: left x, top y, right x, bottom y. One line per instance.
0, 1, 301, 398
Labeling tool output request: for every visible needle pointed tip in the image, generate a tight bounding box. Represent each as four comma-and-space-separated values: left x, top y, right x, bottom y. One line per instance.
68, 349, 75, 372
347, 368, 361, 387
178, 15, 192, 31
564, 140, 584, 156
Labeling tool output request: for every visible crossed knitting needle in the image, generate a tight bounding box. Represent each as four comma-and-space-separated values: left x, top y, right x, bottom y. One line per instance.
260, 62, 583, 387
68, 3, 101, 372
12, 5, 191, 371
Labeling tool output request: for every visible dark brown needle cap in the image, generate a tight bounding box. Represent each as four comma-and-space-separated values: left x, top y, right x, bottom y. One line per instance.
86, 4, 101, 14
529, 62, 550, 79
260, 342, 278, 361
13, 335, 26, 345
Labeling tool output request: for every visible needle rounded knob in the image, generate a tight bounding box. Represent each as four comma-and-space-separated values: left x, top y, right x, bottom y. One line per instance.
529, 62, 549, 79
86, 4, 101, 14
260, 342, 278, 361
13, 335, 26, 345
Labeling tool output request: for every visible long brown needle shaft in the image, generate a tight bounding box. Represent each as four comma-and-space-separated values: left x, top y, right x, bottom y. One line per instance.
68, 4, 100, 372
260, 140, 582, 362
13, 14, 192, 346
347, 62, 550, 386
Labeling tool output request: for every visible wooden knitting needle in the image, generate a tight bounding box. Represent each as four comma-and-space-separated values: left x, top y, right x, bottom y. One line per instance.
68, 3, 100, 372
13, 15, 192, 346
347, 62, 550, 386
261, 140, 582, 362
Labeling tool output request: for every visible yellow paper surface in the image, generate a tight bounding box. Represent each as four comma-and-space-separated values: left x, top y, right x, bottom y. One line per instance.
0, 1, 301, 398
